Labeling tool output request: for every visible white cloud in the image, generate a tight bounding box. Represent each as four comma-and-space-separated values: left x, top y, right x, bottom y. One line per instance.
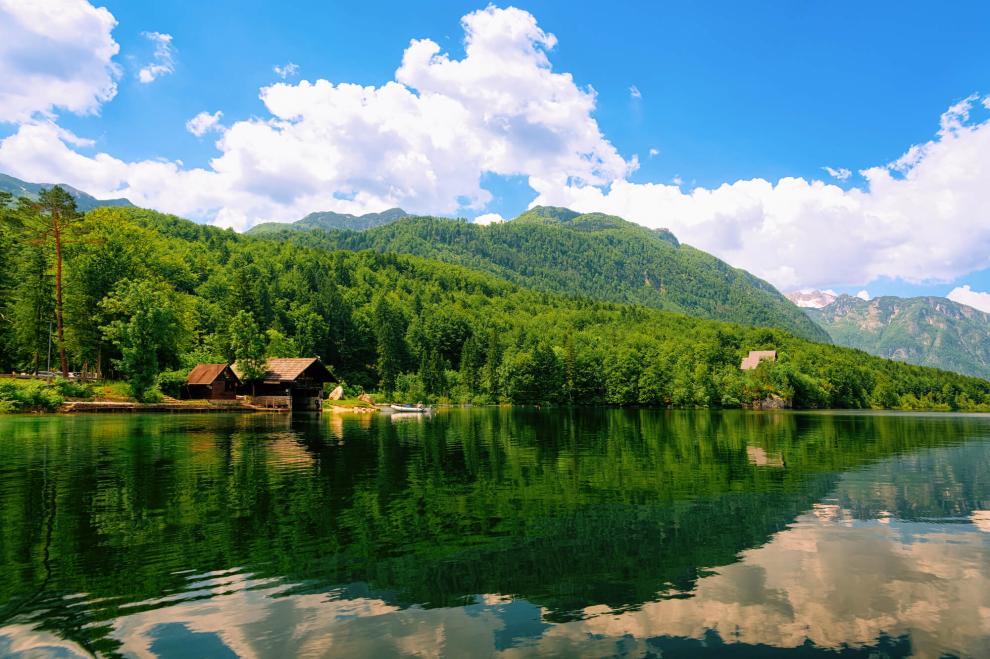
947, 284, 990, 313
137, 31, 174, 83
648, 148, 659, 158
823, 166, 851, 181
629, 85, 641, 99
0, 0, 120, 123
185, 110, 224, 137
855, 290, 870, 301
274, 62, 299, 79
532, 94, 990, 290
473, 212, 504, 225
0, 5, 630, 231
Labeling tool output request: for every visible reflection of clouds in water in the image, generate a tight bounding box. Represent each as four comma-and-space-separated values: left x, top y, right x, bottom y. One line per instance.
92, 512, 990, 658
0, 624, 90, 658
564, 514, 990, 658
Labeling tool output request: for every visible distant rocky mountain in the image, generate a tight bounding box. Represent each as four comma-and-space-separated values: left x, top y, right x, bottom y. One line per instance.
0, 172, 133, 212
805, 294, 990, 379
247, 208, 409, 235
786, 289, 838, 309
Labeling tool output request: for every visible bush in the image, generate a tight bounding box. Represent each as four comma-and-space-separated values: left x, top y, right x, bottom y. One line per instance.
0, 381, 64, 412
54, 378, 93, 399
156, 370, 188, 398
135, 385, 163, 404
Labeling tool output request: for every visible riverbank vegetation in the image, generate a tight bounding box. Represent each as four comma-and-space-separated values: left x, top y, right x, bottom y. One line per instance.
3, 192, 990, 410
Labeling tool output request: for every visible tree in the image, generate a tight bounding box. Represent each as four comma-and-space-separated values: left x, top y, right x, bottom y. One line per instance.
265, 328, 301, 358
16, 187, 83, 377
229, 310, 267, 395
100, 279, 187, 401
372, 294, 407, 394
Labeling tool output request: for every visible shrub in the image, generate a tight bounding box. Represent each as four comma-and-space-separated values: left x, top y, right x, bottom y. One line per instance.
156, 370, 188, 398
0, 381, 64, 411
136, 385, 164, 404
54, 378, 93, 399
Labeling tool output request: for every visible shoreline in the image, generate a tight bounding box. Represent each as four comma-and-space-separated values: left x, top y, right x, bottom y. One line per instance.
3, 399, 989, 416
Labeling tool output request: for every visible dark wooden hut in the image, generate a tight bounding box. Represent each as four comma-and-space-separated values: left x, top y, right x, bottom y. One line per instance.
186, 363, 240, 400
232, 357, 333, 411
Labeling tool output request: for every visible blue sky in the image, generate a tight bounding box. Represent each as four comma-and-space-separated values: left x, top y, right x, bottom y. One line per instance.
2, 1, 990, 303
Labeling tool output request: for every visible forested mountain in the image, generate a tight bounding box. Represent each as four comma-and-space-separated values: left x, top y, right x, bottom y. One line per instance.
247, 208, 408, 235
806, 294, 990, 379
0, 172, 133, 212
2, 196, 989, 411
257, 206, 830, 342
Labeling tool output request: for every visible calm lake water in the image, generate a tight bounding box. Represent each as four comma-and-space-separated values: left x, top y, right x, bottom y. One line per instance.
0, 409, 988, 658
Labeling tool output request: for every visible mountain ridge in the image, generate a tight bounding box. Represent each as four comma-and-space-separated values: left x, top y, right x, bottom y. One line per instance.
805, 293, 990, 379
258, 206, 830, 342
247, 208, 409, 234
0, 172, 133, 212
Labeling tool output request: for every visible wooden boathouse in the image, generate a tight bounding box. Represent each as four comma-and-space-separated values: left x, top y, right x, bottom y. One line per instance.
185, 363, 240, 400
232, 357, 333, 411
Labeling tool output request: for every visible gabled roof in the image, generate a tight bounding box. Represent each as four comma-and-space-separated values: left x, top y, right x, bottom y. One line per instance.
187, 363, 237, 385
740, 350, 777, 370
232, 357, 333, 383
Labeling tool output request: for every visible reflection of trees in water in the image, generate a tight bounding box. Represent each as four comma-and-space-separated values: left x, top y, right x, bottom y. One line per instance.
0, 410, 987, 655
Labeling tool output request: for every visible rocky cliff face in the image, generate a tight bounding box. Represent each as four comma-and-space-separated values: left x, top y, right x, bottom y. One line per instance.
805, 294, 990, 379
786, 289, 838, 309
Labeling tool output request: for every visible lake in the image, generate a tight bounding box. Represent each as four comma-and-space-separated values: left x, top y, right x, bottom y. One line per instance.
0, 409, 988, 658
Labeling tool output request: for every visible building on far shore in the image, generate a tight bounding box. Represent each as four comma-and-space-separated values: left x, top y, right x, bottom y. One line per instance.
232, 357, 334, 411
740, 350, 777, 370
186, 363, 240, 400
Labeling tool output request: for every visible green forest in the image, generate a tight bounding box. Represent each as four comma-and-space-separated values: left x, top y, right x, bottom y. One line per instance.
2, 189, 990, 410
264, 205, 830, 342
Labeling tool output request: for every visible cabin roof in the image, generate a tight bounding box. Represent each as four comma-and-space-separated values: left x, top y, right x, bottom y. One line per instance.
740, 350, 777, 370
232, 357, 333, 383
187, 363, 236, 385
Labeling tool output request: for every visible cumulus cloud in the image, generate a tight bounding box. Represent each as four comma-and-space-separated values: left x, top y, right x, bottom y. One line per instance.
274, 62, 299, 79
185, 110, 224, 137
473, 212, 504, 225
0, 5, 630, 231
137, 31, 174, 83
0, 0, 120, 123
629, 85, 641, 99
855, 290, 870, 301
947, 284, 990, 313
822, 166, 851, 181
533, 94, 990, 289
648, 148, 659, 158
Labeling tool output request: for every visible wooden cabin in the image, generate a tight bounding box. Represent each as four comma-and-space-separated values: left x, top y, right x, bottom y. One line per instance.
740, 350, 777, 370
186, 363, 240, 400
232, 357, 333, 411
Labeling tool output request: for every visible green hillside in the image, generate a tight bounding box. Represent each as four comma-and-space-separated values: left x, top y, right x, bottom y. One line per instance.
2, 198, 988, 411
247, 207, 408, 234
806, 294, 990, 379
0, 172, 133, 212
260, 206, 829, 342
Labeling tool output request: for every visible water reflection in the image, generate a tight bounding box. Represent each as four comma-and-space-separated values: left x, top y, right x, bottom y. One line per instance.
0, 410, 988, 657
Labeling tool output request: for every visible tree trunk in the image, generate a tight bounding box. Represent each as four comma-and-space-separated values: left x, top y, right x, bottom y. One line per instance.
53, 219, 68, 378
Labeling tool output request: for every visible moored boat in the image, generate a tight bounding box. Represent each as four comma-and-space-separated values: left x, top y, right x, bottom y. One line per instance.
390, 404, 431, 413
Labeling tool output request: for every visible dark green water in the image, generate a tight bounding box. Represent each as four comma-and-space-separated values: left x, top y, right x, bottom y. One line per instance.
0, 409, 988, 658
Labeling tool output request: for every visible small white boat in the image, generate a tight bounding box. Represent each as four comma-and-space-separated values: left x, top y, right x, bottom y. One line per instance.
391, 404, 431, 413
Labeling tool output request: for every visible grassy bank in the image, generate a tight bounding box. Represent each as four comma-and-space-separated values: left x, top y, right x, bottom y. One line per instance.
0, 377, 133, 412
